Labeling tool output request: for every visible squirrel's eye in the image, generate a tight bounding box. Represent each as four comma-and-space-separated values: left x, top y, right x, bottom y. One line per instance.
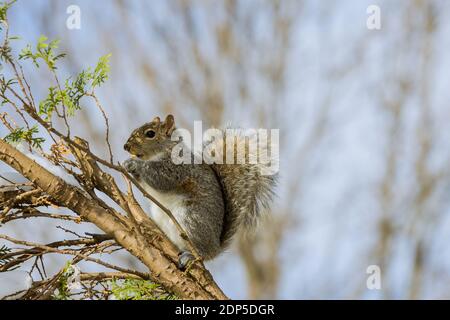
145, 130, 156, 139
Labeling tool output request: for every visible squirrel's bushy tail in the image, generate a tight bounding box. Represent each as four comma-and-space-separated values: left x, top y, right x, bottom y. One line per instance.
204, 129, 278, 249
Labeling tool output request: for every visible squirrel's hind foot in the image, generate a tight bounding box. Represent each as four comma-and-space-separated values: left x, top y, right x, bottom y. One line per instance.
177, 251, 195, 270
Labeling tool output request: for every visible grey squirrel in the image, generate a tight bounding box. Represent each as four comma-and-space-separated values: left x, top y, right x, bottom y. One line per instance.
123, 114, 277, 268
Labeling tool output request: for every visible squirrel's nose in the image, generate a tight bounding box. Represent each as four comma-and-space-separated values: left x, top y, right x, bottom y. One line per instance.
124, 142, 131, 152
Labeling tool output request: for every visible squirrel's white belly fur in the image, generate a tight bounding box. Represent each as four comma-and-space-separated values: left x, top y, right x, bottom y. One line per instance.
141, 182, 188, 251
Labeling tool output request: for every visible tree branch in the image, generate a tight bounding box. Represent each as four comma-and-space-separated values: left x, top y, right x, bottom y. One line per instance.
0, 139, 227, 299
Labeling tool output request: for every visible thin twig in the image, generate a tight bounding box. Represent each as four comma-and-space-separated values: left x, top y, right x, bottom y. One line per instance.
86, 92, 114, 164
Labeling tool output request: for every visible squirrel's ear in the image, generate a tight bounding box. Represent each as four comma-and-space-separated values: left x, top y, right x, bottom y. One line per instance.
152, 116, 161, 124
164, 114, 175, 136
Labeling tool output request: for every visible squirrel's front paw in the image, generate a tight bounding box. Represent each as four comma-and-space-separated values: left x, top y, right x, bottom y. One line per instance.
123, 158, 141, 178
